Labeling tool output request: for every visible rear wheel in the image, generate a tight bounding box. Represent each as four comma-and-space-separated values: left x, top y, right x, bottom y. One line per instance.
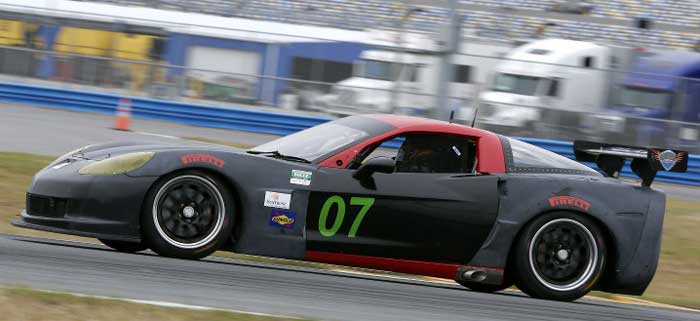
512, 212, 606, 301
142, 171, 234, 260
99, 239, 147, 253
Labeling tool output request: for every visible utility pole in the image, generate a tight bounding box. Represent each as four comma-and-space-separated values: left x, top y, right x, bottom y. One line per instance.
433, 0, 461, 120
389, 7, 423, 114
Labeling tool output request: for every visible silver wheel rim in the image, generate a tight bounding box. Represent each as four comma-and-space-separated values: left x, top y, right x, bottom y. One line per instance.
152, 175, 226, 249
528, 218, 599, 292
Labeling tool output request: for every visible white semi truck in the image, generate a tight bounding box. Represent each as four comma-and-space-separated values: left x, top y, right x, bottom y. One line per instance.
477, 38, 632, 133
312, 36, 520, 118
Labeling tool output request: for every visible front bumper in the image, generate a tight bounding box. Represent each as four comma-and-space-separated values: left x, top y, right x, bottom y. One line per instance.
12, 217, 140, 242
13, 162, 158, 241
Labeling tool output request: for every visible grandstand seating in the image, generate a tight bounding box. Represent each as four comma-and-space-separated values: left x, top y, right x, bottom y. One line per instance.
86, 0, 700, 50
467, 0, 700, 27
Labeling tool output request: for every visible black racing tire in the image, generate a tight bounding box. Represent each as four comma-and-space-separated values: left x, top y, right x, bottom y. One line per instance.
99, 239, 148, 253
141, 170, 234, 260
512, 212, 606, 301
457, 280, 513, 293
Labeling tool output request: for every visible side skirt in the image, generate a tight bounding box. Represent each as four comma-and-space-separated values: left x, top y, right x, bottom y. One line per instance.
304, 250, 503, 283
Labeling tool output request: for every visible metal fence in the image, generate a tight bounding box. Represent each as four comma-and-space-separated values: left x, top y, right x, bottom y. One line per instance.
0, 43, 699, 153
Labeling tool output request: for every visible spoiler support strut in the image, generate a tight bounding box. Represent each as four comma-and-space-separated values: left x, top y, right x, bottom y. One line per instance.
573, 141, 688, 187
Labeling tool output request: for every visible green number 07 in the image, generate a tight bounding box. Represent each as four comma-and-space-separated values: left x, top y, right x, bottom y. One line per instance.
318, 196, 375, 238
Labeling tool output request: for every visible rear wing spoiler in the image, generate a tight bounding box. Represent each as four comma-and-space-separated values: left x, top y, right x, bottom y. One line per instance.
573, 141, 688, 187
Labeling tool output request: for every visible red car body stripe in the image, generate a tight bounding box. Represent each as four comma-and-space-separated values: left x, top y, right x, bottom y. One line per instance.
319, 114, 506, 173
304, 251, 462, 279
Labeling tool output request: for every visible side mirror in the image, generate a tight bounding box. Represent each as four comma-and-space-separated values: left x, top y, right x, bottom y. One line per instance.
352, 157, 395, 189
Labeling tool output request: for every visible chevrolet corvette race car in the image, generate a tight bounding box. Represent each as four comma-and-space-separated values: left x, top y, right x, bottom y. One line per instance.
13, 114, 688, 301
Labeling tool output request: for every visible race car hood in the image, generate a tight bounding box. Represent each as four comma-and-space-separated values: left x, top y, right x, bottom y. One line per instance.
45, 141, 248, 176
77, 141, 238, 160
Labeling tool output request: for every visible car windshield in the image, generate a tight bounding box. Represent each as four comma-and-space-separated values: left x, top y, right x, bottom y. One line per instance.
492, 73, 542, 96
507, 137, 600, 174
361, 60, 396, 81
614, 86, 672, 109
250, 122, 370, 162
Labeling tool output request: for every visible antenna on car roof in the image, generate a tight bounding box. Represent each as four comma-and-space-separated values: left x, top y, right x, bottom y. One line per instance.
470, 108, 479, 128
449, 110, 455, 123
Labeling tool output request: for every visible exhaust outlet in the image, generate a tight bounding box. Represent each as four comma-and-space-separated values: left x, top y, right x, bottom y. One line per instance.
462, 269, 488, 282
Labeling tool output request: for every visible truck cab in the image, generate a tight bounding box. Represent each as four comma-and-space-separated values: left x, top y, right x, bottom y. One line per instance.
606, 49, 700, 146
314, 37, 516, 118
478, 39, 612, 134
317, 50, 435, 116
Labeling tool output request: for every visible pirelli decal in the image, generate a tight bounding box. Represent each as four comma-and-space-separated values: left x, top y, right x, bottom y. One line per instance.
548, 196, 590, 212
181, 154, 225, 168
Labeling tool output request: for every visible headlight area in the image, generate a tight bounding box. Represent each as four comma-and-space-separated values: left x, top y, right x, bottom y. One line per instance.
79, 152, 155, 175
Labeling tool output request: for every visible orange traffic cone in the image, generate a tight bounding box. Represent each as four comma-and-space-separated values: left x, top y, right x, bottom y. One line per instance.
113, 98, 132, 131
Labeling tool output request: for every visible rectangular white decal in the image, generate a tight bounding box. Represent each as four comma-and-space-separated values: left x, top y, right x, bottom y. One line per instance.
264, 191, 291, 209
290, 169, 312, 186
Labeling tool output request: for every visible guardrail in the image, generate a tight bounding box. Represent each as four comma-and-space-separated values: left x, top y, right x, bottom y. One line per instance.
0, 82, 328, 136
1, 82, 698, 186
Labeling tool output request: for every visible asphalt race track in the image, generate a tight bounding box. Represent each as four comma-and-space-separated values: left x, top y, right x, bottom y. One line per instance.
1, 234, 698, 321
0, 103, 277, 156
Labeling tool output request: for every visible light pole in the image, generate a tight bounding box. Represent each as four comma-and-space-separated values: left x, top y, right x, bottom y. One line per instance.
433, 0, 460, 120
389, 7, 424, 114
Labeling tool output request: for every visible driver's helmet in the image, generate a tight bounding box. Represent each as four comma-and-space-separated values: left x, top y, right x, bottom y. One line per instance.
396, 136, 435, 172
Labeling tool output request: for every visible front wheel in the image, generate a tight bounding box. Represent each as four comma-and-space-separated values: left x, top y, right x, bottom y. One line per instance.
142, 171, 235, 260
512, 212, 606, 301
99, 239, 147, 253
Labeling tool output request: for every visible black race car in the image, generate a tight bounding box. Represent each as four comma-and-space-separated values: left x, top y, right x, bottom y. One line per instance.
14, 114, 688, 301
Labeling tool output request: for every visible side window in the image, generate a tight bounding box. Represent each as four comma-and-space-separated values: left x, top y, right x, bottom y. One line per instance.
454, 65, 472, 83
357, 134, 477, 174
399, 64, 420, 82
547, 78, 560, 97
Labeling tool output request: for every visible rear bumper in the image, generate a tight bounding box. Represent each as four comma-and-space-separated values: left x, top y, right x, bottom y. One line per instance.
601, 193, 666, 295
